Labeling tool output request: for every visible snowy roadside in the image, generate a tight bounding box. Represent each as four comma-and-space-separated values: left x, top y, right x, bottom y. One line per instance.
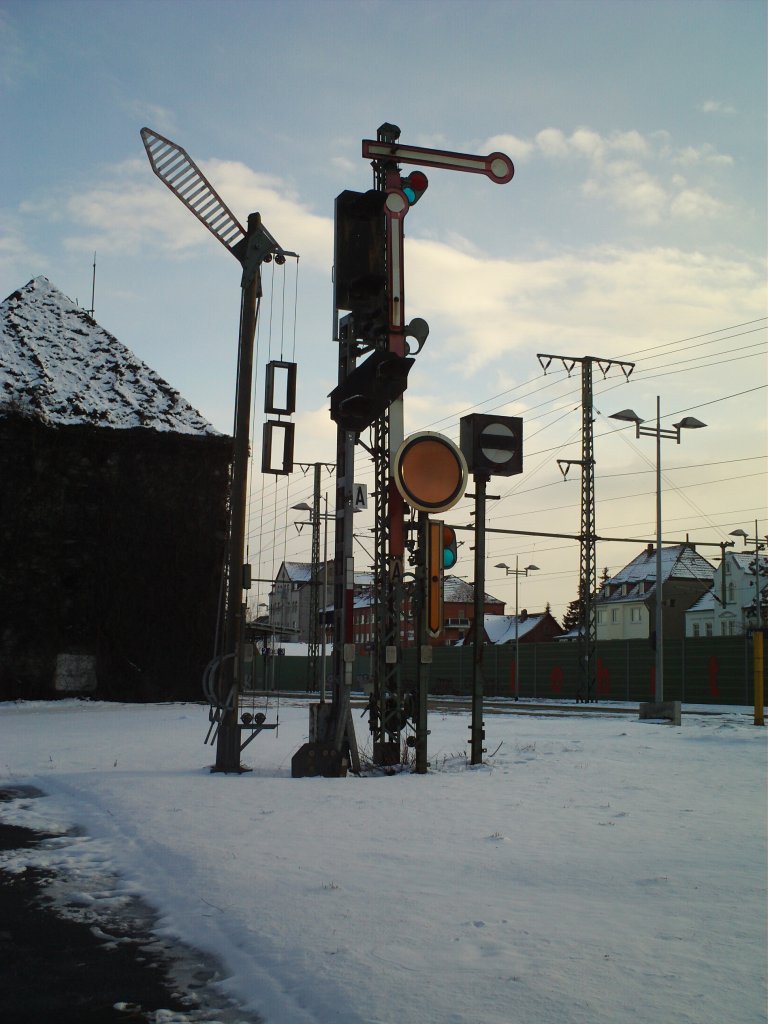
0, 700, 765, 1024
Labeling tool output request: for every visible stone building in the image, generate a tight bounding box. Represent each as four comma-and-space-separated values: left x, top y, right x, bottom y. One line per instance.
0, 277, 231, 700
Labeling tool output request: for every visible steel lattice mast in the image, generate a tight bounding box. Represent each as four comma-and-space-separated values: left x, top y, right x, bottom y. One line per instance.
537, 354, 634, 701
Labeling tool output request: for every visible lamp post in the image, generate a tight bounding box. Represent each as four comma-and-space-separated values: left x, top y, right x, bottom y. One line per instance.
292, 496, 331, 699
494, 559, 539, 700
729, 522, 766, 630
610, 398, 706, 705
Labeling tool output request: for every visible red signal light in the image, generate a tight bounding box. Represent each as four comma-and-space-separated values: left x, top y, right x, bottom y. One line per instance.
401, 171, 429, 206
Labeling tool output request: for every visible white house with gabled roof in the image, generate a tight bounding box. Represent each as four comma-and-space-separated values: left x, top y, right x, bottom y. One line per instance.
685, 549, 768, 638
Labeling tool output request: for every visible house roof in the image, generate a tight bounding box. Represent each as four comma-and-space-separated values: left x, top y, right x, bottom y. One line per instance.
600, 544, 714, 604
444, 576, 503, 605
483, 613, 547, 644
279, 562, 314, 583
455, 612, 549, 646
277, 561, 373, 587
0, 277, 219, 435
346, 575, 503, 610
731, 551, 768, 576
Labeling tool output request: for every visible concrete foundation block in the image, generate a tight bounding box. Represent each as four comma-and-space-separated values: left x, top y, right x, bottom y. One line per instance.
54, 653, 98, 693
639, 700, 682, 726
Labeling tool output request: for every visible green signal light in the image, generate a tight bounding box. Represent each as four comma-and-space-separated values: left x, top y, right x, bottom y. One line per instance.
442, 526, 458, 570
400, 170, 428, 207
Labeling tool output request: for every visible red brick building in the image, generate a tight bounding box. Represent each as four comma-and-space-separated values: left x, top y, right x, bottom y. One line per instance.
352, 575, 505, 650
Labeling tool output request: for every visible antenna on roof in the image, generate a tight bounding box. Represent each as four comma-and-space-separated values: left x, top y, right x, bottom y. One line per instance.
88, 252, 96, 317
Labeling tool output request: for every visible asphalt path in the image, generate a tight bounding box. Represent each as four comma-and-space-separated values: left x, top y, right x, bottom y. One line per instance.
0, 803, 260, 1024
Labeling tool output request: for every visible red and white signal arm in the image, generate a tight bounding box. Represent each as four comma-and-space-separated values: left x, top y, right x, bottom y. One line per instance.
393, 432, 468, 513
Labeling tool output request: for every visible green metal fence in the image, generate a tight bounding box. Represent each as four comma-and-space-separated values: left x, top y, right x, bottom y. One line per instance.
253, 637, 765, 706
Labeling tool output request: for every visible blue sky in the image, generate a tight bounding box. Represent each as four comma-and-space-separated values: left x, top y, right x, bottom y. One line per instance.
1, 0, 766, 619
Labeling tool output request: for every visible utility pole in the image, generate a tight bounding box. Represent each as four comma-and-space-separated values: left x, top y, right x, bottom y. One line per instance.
537, 354, 634, 702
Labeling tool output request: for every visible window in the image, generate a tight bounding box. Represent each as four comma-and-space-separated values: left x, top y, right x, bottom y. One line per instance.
705, 623, 713, 637
597, 610, 605, 624
630, 607, 642, 623
610, 609, 619, 624
692, 623, 700, 637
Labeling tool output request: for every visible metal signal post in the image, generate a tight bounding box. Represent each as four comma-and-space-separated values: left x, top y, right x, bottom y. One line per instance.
140, 128, 297, 773
363, 125, 515, 767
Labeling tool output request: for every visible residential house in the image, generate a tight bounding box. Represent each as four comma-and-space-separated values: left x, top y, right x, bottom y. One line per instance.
479, 609, 564, 645
269, 560, 371, 643
596, 543, 714, 642
351, 575, 505, 651
686, 549, 768, 638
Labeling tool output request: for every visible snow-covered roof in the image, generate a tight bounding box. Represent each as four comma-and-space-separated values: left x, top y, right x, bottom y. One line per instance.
483, 613, 546, 644
444, 576, 502, 605
455, 612, 549, 646
687, 588, 716, 613
278, 562, 314, 583
731, 551, 768, 576
0, 277, 219, 435
277, 561, 373, 587
600, 544, 714, 604
555, 626, 582, 641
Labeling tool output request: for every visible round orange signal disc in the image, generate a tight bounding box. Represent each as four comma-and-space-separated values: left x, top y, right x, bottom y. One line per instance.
394, 432, 468, 513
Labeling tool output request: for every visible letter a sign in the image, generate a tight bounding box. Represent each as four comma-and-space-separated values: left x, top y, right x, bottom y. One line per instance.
353, 483, 368, 510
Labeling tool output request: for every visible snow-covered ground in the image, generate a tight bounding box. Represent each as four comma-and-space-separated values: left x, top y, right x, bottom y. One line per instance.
0, 699, 765, 1024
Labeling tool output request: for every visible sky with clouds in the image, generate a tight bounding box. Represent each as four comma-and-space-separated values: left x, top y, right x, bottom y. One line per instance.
1, 0, 765, 620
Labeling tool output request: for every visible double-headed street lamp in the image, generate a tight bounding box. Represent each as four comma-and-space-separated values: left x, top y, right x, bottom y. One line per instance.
495, 559, 539, 700
610, 397, 706, 704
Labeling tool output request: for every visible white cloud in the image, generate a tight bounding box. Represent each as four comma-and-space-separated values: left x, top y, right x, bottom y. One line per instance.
483, 133, 535, 162
500, 125, 735, 226
700, 99, 737, 115
584, 164, 668, 225
672, 144, 734, 167
608, 130, 651, 158
535, 127, 569, 158
123, 101, 177, 136
406, 238, 767, 378
570, 127, 606, 162
0, 223, 34, 272
52, 158, 333, 269
668, 188, 725, 220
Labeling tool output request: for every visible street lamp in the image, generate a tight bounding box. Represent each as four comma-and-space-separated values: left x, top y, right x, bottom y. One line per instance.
495, 559, 539, 700
610, 397, 706, 705
729, 522, 766, 630
292, 496, 331, 700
